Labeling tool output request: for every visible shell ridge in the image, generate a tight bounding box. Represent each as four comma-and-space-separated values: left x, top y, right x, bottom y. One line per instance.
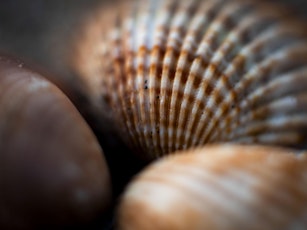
231, 132, 304, 146
210, 45, 307, 142
165, 0, 209, 153
192, 15, 276, 146
128, 0, 150, 153
199, 31, 307, 143
230, 115, 307, 140
112, 16, 147, 152
189, 10, 277, 146
120, 4, 148, 154
148, 0, 178, 157
173, 0, 241, 149
142, 0, 165, 154
168, 0, 225, 152
102, 19, 137, 147
146, 0, 164, 155
177, 2, 253, 147
80, 0, 307, 158
134, 0, 159, 154
222, 92, 307, 139
241, 68, 307, 111
198, 22, 287, 143
158, 0, 200, 153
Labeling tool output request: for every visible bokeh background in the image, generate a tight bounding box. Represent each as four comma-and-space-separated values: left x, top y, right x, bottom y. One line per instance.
0, 0, 306, 229
0, 0, 306, 95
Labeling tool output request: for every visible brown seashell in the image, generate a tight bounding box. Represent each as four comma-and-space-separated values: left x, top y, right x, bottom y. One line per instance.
0, 57, 111, 229
117, 144, 307, 230
74, 0, 307, 160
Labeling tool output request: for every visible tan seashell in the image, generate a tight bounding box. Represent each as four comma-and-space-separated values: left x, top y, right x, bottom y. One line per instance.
0, 57, 111, 228
74, 0, 307, 160
117, 144, 307, 230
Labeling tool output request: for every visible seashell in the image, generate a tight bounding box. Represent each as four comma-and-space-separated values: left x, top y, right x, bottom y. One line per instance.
0, 57, 111, 229
117, 144, 307, 230
73, 0, 307, 160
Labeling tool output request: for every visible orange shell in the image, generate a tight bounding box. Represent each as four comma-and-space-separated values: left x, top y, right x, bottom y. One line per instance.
118, 144, 307, 230
74, 0, 307, 160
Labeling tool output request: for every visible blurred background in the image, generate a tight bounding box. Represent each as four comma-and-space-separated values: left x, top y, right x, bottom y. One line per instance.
0, 0, 306, 229
0, 0, 306, 90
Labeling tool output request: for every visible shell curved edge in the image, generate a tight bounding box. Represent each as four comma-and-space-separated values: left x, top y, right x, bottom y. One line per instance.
117, 144, 307, 230
0, 57, 112, 228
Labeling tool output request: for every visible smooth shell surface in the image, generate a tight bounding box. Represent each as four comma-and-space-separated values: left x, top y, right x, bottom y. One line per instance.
0, 58, 111, 228
75, 0, 307, 160
118, 145, 307, 230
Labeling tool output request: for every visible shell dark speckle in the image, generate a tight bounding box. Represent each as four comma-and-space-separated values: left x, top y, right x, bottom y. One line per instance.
74, 0, 307, 160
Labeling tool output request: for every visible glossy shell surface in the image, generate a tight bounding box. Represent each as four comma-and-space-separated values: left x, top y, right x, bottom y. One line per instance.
118, 144, 307, 230
75, 0, 307, 159
0, 57, 111, 228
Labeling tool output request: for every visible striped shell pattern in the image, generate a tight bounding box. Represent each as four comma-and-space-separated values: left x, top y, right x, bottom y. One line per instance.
118, 145, 307, 230
77, 0, 307, 160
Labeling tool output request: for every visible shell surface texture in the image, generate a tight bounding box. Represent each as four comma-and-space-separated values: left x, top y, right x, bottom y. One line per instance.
117, 144, 307, 230
0, 57, 111, 229
75, 0, 307, 160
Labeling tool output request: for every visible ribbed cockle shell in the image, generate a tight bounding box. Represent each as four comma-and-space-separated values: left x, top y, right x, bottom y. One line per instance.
74, 0, 307, 160
118, 145, 307, 230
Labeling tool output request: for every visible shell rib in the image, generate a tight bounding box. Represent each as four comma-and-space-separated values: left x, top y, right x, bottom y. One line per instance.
74, 0, 307, 159
118, 145, 307, 230
0, 57, 111, 228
